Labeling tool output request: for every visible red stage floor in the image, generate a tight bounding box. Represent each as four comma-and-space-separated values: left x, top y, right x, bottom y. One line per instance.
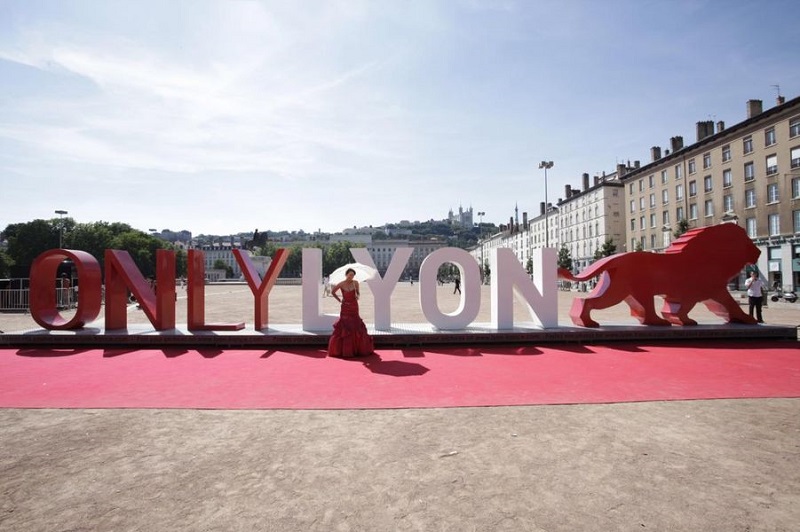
2, 340, 799, 409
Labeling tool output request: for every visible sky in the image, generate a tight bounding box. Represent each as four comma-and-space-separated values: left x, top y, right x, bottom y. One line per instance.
1, 0, 799, 236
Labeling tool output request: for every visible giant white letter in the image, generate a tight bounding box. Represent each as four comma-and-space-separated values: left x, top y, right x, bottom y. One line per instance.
302, 248, 337, 331
419, 248, 481, 330
351, 247, 412, 331
490, 247, 557, 329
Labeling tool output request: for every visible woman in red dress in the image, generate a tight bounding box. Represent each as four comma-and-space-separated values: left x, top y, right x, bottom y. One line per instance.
328, 268, 374, 357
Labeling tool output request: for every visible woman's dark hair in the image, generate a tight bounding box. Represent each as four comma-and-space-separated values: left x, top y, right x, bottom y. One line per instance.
345, 268, 356, 276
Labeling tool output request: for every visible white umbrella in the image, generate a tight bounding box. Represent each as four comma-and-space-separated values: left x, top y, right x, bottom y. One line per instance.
328, 263, 378, 286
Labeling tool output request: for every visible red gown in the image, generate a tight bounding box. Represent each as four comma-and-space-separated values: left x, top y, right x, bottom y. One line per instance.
328, 287, 374, 357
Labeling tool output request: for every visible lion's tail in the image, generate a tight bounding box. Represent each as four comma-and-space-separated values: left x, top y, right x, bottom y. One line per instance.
557, 255, 615, 282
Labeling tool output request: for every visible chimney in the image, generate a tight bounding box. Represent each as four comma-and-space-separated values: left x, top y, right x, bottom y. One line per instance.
670, 136, 684, 152
522, 212, 528, 228
616, 163, 625, 177
777, 95, 785, 105
540, 202, 545, 215
651, 146, 662, 161
747, 99, 763, 118
509, 217, 514, 233
594, 175, 600, 185
582, 173, 590, 191
565, 184, 572, 198
716, 121, 725, 133
634, 160, 641, 169
696, 121, 714, 142
665, 149, 670, 156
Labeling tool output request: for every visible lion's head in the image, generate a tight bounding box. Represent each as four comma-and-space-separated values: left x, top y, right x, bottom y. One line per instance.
666, 223, 759, 277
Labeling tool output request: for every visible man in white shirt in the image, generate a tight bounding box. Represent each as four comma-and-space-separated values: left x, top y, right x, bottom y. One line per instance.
744, 271, 766, 323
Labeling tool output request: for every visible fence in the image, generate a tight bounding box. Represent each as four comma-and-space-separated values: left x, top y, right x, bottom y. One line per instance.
0, 288, 76, 312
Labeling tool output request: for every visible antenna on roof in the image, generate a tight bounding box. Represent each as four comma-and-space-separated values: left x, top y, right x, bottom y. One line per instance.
771, 84, 781, 97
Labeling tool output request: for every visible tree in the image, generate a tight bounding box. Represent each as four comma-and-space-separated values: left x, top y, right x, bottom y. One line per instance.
323, 242, 355, 275
673, 219, 690, 239
212, 259, 233, 278
593, 239, 617, 260
3, 219, 60, 277
557, 245, 573, 272
634, 240, 644, 252
525, 257, 533, 276
0, 249, 13, 278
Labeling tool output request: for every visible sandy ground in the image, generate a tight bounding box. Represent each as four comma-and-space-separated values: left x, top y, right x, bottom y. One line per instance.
2, 285, 800, 531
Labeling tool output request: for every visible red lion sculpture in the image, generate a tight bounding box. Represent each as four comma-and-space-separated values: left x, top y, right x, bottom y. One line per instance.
558, 224, 760, 327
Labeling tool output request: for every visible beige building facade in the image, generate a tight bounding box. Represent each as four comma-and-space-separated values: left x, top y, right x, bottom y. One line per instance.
620, 95, 800, 289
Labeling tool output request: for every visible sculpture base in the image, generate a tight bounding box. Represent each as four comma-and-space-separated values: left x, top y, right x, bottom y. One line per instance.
1, 322, 795, 348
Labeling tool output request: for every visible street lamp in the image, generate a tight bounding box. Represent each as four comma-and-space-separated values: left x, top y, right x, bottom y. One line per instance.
538, 161, 554, 247
55, 210, 68, 248
477, 211, 486, 282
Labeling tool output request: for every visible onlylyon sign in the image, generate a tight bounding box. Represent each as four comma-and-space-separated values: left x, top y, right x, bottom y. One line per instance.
29, 247, 558, 333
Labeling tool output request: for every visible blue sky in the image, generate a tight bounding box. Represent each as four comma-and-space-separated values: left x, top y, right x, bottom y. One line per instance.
1, 0, 799, 236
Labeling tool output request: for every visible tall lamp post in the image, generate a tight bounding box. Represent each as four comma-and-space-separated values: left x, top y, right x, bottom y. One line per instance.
538, 161, 553, 247
477, 211, 486, 281
55, 210, 68, 248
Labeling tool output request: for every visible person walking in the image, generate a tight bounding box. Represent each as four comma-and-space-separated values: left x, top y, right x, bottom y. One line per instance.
745, 270, 765, 323
453, 277, 461, 295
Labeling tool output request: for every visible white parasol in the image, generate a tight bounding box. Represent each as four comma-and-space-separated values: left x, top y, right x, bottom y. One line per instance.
328, 263, 378, 286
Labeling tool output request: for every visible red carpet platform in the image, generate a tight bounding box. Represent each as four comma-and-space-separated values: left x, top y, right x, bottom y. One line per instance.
2, 340, 798, 409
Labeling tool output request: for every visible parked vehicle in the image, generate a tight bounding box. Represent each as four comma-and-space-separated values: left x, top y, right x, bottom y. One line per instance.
770, 289, 798, 303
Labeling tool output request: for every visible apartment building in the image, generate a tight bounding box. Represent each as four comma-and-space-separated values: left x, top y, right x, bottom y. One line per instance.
557, 171, 626, 271
621, 95, 800, 289
366, 239, 447, 279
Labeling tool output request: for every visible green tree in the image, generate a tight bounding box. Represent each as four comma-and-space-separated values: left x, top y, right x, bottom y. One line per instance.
109, 231, 168, 279
212, 259, 233, 278
557, 245, 573, 272
0, 249, 13, 278
525, 257, 533, 276
593, 239, 617, 260
634, 240, 644, 252
323, 242, 355, 275
3, 219, 60, 277
673, 219, 690, 239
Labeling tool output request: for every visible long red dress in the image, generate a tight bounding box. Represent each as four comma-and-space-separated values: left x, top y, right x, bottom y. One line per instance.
328, 286, 374, 357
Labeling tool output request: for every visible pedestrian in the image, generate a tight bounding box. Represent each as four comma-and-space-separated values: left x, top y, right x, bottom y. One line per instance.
322, 276, 331, 297
745, 271, 765, 323
453, 277, 461, 294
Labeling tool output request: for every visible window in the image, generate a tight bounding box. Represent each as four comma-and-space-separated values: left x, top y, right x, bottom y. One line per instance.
638, 179, 644, 192
662, 189, 669, 204
629, 183, 635, 194
689, 180, 697, 197
704, 175, 713, 192
639, 197, 645, 210
648, 174, 654, 188
689, 204, 698, 220
722, 169, 732, 188
766, 154, 778, 176
675, 164, 683, 180
661, 170, 668, 184
744, 162, 755, 181
630, 200, 635, 213
650, 213, 656, 228
768, 183, 780, 203
640, 216, 646, 229
723, 194, 733, 212
794, 210, 800, 233
722, 145, 731, 162
745, 189, 756, 208
676, 184, 684, 201
743, 136, 753, 154
746, 217, 757, 238
769, 213, 780, 236
703, 153, 712, 169
662, 210, 670, 225
791, 117, 800, 138
765, 127, 776, 147
649, 193, 656, 208
793, 177, 800, 199
792, 147, 800, 169
704, 200, 714, 217
676, 206, 684, 221
650, 234, 656, 249
688, 159, 696, 174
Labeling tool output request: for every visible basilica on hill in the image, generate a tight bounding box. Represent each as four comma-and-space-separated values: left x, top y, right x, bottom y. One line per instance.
447, 205, 474, 228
